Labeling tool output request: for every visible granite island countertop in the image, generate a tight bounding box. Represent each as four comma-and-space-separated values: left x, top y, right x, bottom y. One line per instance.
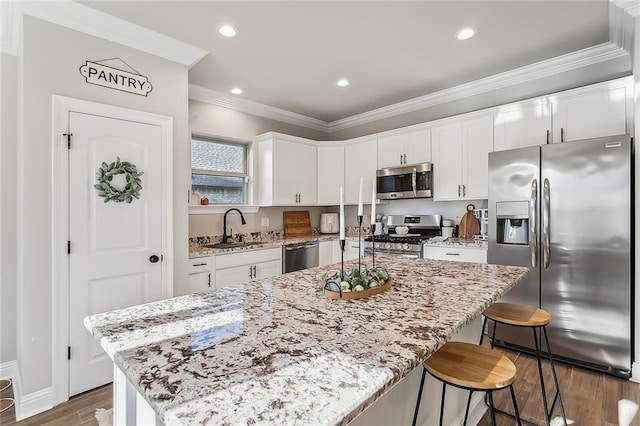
85, 255, 528, 425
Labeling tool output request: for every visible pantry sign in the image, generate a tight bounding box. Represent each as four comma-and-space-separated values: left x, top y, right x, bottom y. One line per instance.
79, 59, 153, 96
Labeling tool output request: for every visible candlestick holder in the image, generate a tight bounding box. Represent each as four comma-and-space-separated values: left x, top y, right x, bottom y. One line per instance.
340, 238, 346, 280
371, 225, 375, 268
357, 215, 363, 272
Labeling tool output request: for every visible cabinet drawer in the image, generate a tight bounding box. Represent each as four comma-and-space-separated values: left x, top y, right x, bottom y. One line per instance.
423, 246, 487, 263
215, 247, 282, 269
188, 256, 211, 274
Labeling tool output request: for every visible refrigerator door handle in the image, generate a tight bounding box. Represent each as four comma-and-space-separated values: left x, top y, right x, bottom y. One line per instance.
530, 178, 538, 268
543, 178, 550, 269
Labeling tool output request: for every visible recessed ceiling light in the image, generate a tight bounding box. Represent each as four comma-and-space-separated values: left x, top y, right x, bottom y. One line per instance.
230, 88, 243, 95
218, 25, 237, 37
456, 27, 476, 40
337, 79, 349, 87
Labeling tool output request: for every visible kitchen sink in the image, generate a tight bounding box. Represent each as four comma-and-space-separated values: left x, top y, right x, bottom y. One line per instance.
203, 242, 266, 249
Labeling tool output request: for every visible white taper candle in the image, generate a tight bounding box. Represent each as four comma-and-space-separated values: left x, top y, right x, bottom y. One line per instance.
371, 180, 376, 225
339, 186, 345, 240
357, 176, 363, 216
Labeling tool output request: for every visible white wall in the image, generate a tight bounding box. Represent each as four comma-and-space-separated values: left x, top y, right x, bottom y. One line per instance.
11, 15, 190, 397
1, 52, 18, 363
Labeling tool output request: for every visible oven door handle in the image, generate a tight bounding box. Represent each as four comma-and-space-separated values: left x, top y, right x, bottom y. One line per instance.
412, 168, 417, 197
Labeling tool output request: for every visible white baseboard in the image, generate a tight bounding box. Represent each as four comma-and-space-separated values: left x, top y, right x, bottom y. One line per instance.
631, 361, 640, 383
17, 387, 53, 421
0, 360, 54, 421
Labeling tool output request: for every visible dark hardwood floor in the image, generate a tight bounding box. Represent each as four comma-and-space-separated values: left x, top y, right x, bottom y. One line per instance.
4, 343, 640, 425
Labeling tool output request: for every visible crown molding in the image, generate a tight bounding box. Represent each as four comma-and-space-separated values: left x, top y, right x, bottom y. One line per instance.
610, 1, 634, 52
328, 42, 628, 132
2, 1, 208, 67
189, 84, 329, 133
612, 0, 640, 17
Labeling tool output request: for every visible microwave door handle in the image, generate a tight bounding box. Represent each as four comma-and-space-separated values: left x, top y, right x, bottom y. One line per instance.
530, 178, 537, 268
412, 168, 417, 196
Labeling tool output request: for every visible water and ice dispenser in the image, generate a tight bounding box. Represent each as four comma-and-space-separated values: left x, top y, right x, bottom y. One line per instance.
495, 201, 529, 245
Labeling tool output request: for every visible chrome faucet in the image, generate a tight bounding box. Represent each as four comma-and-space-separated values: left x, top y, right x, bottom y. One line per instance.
222, 208, 246, 244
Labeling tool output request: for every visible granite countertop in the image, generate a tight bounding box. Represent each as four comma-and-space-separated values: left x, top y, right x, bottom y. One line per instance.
85, 255, 527, 426
423, 237, 488, 249
190, 234, 338, 257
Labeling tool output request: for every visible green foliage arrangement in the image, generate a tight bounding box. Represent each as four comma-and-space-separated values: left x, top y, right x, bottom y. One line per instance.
317, 265, 389, 293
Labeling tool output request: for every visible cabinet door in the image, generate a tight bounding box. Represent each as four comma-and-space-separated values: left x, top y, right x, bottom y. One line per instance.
317, 145, 345, 205
404, 129, 431, 165
345, 239, 362, 260
331, 240, 342, 264
215, 265, 252, 288
184, 272, 211, 294
494, 101, 551, 151
273, 139, 317, 204
345, 139, 377, 204
462, 116, 493, 199
552, 84, 627, 143
377, 134, 406, 168
432, 122, 463, 201
255, 259, 282, 279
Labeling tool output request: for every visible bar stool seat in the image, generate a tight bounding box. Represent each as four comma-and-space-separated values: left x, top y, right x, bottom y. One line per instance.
484, 302, 550, 327
413, 342, 521, 426
481, 302, 567, 425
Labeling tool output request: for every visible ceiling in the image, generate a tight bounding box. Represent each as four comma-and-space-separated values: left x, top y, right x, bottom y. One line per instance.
80, 1, 613, 123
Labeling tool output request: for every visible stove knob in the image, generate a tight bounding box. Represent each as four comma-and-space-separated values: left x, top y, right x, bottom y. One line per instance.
403, 244, 410, 250
385, 243, 391, 249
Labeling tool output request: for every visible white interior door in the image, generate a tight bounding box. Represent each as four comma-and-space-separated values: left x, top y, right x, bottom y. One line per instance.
68, 112, 164, 396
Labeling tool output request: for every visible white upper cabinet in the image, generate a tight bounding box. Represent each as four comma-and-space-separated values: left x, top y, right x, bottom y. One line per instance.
432, 122, 464, 201
377, 129, 431, 168
551, 78, 630, 143
432, 114, 493, 201
317, 144, 345, 205
345, 139, 377, 204
462, 115, 494, 200
258, 133, 317, 206
494, 101, 552, 151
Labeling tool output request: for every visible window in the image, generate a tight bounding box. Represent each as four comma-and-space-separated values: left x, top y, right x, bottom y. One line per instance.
191, 136, 249, 204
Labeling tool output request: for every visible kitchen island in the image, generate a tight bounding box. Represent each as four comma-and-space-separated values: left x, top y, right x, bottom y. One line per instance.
85, 255, 528, 425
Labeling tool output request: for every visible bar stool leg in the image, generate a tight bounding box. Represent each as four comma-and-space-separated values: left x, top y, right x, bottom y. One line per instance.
479, 316, 488, 345
463, 390, 473, 425
542, 326, 567, 425
532, 327, 552, 425
412, 368, 427, 426
487, 391, 497, 426
509, 384, 523, 426
438, 382, 446, 426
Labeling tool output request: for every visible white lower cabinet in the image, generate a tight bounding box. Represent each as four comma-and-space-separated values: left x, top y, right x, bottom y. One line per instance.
182, 255, 213, 295
319, 240, 334, 267
422, 246, 487, 263
214, 247, 282, 288
319, 238, 361, 266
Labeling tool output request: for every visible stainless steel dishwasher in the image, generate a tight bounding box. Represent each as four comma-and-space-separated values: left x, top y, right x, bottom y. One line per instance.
283, 241, 319, 273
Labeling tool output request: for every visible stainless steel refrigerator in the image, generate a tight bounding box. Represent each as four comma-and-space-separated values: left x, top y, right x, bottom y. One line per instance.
488, 134, 632, 378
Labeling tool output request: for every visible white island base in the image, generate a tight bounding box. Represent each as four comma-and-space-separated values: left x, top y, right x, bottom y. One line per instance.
112, 317, 489, 426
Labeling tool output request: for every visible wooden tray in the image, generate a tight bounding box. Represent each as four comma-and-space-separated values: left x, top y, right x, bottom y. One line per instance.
283, 211, 312, 236
323, 278, 392, 300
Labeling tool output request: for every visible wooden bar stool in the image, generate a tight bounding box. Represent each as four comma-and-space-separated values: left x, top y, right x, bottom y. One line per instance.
412, 341, 522, 426
481, 302, 567, 425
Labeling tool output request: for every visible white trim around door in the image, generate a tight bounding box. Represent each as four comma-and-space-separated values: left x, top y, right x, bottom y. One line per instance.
51, 96, 173, 406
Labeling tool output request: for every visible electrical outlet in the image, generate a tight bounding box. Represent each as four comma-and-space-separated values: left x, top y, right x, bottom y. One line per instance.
261, 217, 269, 227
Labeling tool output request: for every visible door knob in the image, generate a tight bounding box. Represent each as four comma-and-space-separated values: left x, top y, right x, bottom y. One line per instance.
149, 255, 160, 263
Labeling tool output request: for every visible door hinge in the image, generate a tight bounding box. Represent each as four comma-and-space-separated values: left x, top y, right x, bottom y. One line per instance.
68, 346, 71, 360
63, 133, 72, 149
67, 241, 71, 254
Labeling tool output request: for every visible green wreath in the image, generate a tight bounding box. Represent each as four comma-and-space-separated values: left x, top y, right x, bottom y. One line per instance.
94, 157, 143, 203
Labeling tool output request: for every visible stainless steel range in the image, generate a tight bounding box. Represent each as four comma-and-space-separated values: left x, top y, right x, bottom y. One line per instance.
364, 215, 442, 258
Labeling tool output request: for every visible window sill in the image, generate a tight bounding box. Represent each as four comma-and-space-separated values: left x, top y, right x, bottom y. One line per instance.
189, 205, 261, 215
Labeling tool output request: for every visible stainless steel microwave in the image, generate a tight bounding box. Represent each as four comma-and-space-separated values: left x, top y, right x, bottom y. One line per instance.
376, 163, 433, 200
